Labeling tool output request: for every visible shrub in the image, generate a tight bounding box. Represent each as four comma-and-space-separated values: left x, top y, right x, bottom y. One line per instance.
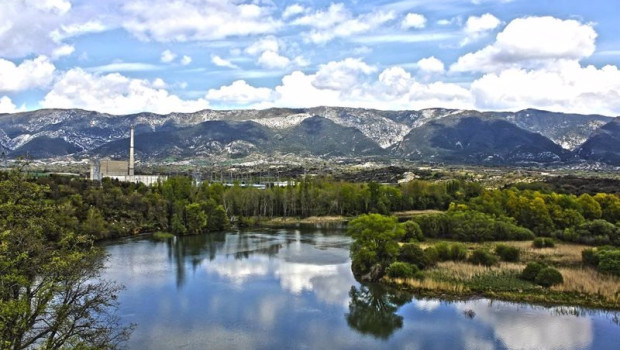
468, 249, 499, 266
581, 248, 599, 267
534, 267, 564, 287
533, 237, 555, 248
401, 220, 425, 242
435, 242, 450, 261
423, 247, 439, 267
386, 262, 418, 278
399, 243, 427, 269
521, 262, 545, 282
449, 243, 468, 261
495, 244, 520, 262
597, 250, 620, 277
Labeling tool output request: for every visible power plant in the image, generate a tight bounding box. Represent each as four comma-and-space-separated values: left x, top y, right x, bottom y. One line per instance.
90, 126, 165, 185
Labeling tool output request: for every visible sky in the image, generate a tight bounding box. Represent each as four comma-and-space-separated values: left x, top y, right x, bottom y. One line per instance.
1, 0, 620, 116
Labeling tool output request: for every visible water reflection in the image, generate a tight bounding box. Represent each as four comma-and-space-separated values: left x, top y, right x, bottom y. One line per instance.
346, 284, 412, 339
103, 230, 620, 350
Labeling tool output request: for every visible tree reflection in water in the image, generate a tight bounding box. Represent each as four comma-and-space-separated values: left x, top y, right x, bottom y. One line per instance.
346, 284, 412, 339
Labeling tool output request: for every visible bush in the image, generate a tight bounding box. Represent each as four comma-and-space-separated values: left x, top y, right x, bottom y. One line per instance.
495, 244, 520, 262
434, 242, 468, 262
534, 267, 564, 287
581, 248, 599, 267
423, 247, 439, 267
386, 262, 418, 278
468, 249, 499, 266
521, 262, 545, 282
399, 243, 427, 269
401, 220, 425, 242
597, 250, 620, 276
435, 242, 450, 261
449, 243, 468, 261
533, 237, 555, 248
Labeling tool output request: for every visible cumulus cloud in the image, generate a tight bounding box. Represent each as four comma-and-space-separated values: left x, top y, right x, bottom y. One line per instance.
211, 55, 239, 69
0, 96, 19, 114
205, 58, 473, 111
292, 3, 395, 43
452, 16, 597, 72
160, 50, 177, 63
471, 61, 620, 115
245, 36, 303, 70
0, 56, 56, 92
258, 51, 291, 69
121, 0, 280, 42
282, 4, 306, 19
312, 58, 377, 90
41, 68, 208, 114
180, 55, 192, 66
0, 0, 70, 57
417, 56, 445, 73
401, 13, 427, 29
460, 13, 501, 46
205, 80, 274, 105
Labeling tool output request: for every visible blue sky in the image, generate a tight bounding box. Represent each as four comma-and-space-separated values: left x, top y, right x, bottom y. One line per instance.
1, 0, 619, 115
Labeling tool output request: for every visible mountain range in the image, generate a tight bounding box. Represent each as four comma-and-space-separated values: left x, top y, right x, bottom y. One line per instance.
0, 107, 618, 166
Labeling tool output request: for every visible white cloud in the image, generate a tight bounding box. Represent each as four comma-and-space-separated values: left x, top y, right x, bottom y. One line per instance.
0, 56, 56, 92
211, 58, 473, 111
282, 4, 305, 19
471, 61, 620, 115
51, 45, 75, 59
180, 55, 192, 66
121, 0, 280, 42
417, 56, 445, 73
402, 13, 427, 29
452, 16, 597, 72
206, 80, 274, 105
292, 3, 395, 43
50, 21, 107, 42
161, 49, 177, 63
460, 13, 501, 46
41, 68, 208, 114
0, 1, 70, 57
87, 62, 161, 73
312, 58, 377, 90
211, 55, 239, 69
0, 96, 19, 114
258, 51, 291, 69
245, 36, 281, 56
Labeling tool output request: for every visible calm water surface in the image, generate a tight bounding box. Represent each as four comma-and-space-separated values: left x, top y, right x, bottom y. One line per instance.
103, 228, 620, 350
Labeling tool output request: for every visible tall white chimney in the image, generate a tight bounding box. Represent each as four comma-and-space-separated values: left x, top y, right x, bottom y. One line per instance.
129, 125, 135, 177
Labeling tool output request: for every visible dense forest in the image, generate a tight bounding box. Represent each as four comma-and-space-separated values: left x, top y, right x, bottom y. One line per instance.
2, 171, 619, 246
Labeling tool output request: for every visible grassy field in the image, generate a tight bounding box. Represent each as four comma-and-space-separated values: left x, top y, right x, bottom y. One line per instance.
386, 241, 620, 310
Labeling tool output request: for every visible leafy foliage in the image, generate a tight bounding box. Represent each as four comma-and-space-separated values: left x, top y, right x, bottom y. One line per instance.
468, 249, 499, 266
534, 267, 564, 287
495, 244, 520, 262
347, 214, 404, 279
386, 262, 418, 278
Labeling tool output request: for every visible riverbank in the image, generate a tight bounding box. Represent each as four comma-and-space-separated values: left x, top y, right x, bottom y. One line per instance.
383, 241, 620, 310
256, 210, 444, 227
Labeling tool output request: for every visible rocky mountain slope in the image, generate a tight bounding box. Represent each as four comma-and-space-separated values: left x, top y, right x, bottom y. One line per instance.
0, 107, 617, 165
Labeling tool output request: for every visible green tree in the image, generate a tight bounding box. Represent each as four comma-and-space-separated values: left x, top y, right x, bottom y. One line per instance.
348, 214, 404, 279
184, 203, 207, 235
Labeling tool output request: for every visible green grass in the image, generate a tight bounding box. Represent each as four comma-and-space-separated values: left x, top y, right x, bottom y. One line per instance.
152, 231, 175, 241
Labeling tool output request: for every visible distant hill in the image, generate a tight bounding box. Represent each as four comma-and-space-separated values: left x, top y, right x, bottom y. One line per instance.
0, 107, 617, 166
576, 117, 620, 165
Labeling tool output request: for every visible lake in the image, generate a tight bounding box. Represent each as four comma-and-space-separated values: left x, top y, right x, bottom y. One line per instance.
103, 228, 620, 350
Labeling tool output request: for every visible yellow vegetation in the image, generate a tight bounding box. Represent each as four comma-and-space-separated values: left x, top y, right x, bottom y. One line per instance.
552, 267, 620, 304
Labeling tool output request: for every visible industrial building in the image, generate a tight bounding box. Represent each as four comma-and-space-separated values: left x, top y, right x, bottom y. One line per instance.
90, 126, 166, 185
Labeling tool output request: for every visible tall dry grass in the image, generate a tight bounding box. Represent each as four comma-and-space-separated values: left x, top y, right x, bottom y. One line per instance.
390, 277, 469, 293
552, 267, 620, 304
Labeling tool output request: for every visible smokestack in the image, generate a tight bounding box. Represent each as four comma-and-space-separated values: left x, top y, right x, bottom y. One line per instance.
129, 125, 135, 177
